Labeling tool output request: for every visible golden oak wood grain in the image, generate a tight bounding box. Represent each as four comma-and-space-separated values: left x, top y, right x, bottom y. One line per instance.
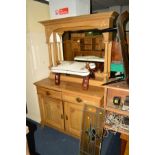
103, 81, 129, 135
35, 78, 105, 101
34, 78, 105, 138
40, 12, 118, 43
37, 87, 62, 100
40, 11, 119, 83
44, 97, 64, 130
49, 73, 105, 87
64, 101, 84, 137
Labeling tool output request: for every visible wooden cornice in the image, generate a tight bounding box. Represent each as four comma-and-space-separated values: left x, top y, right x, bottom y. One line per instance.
39, 11, 119, 43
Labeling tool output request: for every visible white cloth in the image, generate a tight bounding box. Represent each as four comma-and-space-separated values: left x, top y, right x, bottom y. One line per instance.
51, 61, 95, 76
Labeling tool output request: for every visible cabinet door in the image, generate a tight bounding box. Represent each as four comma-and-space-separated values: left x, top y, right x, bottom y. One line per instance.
64, 102, 84, 137
44, 97, 64, 130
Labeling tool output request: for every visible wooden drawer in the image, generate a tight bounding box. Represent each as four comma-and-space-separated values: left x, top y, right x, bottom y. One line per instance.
72, 41, 80, 51
84, 38, 92, 44
95, 37, 103, 44
37, 87, 62, 100
105, 88, 129, 112
62, 91, 102, 107
84, 45, 92, 50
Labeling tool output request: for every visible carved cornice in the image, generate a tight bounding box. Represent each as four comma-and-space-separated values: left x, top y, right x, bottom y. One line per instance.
40, 11, 119, 43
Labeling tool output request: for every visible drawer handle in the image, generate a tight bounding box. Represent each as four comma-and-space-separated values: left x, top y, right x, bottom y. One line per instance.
76, 97, 82, 103
46, 91, 50, 96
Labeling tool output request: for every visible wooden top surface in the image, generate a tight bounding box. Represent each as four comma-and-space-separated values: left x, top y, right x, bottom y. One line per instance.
40, 11, 118, 26
40, 11, 119, 42
34, 78, 104, 99
103, 80, 129, 91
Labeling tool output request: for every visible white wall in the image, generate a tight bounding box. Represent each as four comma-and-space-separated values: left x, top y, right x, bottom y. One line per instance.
76, 0, 90, 16
110, 5, 129, 30
26, 0, 50, 122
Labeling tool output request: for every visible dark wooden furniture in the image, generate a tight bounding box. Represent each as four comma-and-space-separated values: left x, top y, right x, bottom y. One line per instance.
26, 119, 40, 155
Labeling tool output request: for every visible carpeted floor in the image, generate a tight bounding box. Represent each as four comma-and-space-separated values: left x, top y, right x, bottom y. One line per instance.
27, 118, 121, 155
34, 124, 80, 155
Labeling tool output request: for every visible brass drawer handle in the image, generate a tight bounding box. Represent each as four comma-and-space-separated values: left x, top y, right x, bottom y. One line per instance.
46, 91, 50, 96
76, 97, 82, 103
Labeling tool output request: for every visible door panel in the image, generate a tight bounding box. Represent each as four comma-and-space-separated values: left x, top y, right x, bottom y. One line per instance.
65, 102, 84, 137
44, 97, 64, 130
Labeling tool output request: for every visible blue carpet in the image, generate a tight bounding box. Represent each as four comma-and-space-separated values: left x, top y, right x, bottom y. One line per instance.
27, 118, 121, 155
34, 124, 80, 155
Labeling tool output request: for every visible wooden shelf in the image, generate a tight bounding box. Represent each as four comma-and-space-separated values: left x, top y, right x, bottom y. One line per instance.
71, 33, 104, 55
104, 124, 129, 135
74, 50, 104, 53
105, 107, 129, 116
80, 43, 101, 45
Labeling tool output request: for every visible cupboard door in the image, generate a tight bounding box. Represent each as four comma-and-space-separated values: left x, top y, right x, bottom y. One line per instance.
64, 102, 84, 137
44, 97, 64, 130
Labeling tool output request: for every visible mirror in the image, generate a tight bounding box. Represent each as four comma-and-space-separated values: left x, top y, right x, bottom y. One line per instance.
62, 30, 122, 81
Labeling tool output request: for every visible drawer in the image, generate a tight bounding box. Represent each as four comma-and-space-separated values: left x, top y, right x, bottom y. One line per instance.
62, 91, 102, 107
105, 88, 129, 112
84, 38, 92, 44
37, 87, 62, 100
84, 45, 92, 50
